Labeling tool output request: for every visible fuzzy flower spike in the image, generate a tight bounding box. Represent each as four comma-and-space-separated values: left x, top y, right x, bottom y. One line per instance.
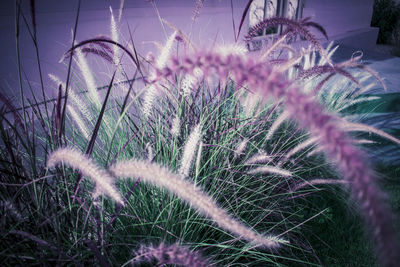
47, 147, 124, 205
155, 51, 399, 267
133, 242, 210, 267
246, 17, 331, 65
109, 159, 288, 248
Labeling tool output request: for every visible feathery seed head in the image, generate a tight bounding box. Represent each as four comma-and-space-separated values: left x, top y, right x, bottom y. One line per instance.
179, 123, 202, 178
109, 159, 288, 248
266, 110, 290, 140
134, 242, 210, 267
142, 84, 158, 118
75, 46, 102, 108
47, 147, 123, 205
181, 74, 195, 97
66, 105, 90, 140
234, 138, 248, 157
109, 6, 120, 65
171, 115, 181, 137
245, 151, 273, 165
192, 0, 205, 21
157, 31, 178, 69
248, 166, 292, 177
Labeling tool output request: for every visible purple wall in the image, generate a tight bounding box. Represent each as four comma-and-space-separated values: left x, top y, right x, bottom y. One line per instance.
304, 0, 378, 48
304, 0, 375, 37
0, 0, 377, 105
0, 0, 248, 101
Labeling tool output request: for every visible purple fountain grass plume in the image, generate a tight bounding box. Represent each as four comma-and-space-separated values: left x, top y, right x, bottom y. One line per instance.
181, 74, 196, 97
245, 17, 331, 65
133, 242, 211, 267
145, 51, 155, 64
248, 165, 292, 177
155, 50, 400, 266
145, 142, 154, 161
81, 47, 114, 64
109, 6, 120, 65
336, 96, 381, 112
109, 158, 288, 248
340, 121, 400, 145
179, 123, 202, 178
306, 145, 324, 157
338, 60, 387, 91
245, 151, 273, 165
234, 138, 248, 157
291, 178, 349, 192
59, 35, 115, 65
284, 136, 319, 160
47, 147, 123, 205
239, 90, 263, 118
156, 31, 178, 69
171, 114, 181, 137
49, 75, 90, 139
142, 31, 178, 118
298, 64, 361, 88
142, 84, 157, 118
265, 110, 290, 140
66, 105, 90, 140
48, 74, 92, 119
298, 17, 328, 40
192, 0, 205, 21
74, 46, 102, 108
90, 35, 115, 55
267, 58, 292, 66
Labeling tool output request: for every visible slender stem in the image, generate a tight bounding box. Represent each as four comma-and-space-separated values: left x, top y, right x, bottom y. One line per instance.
34, 41, 50, 127
72, 71, 116, 204
230, 0, 237, 42
15, 0, 27, 132
60, 0, 81, 140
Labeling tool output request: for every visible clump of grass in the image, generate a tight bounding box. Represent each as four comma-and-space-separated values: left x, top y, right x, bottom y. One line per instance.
1, 1, 399, 266
157, 49, 399, 265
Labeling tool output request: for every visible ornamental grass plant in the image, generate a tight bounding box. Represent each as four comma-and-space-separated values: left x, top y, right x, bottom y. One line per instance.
1, 1, 399, 266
